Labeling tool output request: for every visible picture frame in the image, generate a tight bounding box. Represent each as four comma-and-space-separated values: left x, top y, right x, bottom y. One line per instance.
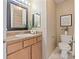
60, 14, 72, 27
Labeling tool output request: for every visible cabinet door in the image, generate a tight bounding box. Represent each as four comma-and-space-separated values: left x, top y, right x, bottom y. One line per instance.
32, 41, 42, 59
8, 47, 31, 59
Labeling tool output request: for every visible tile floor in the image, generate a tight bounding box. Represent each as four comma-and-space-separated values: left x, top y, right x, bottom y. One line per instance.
49, 47, 75, 59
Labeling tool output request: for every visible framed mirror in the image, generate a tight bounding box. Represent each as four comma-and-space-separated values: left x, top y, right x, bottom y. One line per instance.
32, 13, 41, 28
7, 0, 28, 30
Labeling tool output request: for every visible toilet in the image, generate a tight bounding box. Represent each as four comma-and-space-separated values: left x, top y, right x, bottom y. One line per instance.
58, 35, 72, 59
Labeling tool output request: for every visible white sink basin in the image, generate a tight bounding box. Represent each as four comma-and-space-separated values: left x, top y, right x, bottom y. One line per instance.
15, 33, 34, 38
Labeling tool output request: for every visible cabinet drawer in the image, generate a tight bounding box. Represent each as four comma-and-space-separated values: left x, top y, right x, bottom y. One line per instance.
24, 38, 37, 47
37, 37, 42, 42
7, 42, 23, 54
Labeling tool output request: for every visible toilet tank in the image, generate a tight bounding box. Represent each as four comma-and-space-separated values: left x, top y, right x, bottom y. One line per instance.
60, 35, 72, 44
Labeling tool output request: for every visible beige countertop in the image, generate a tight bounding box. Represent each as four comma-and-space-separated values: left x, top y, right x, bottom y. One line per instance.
6, 33, 42, 45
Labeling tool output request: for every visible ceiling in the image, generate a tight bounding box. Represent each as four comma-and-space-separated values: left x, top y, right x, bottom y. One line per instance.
54, 0, 65, 4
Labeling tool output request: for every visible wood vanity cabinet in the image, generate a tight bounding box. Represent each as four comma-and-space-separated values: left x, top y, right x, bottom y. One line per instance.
32, 41, 42, 59
7, 36, 42, 59
8, 47, 31, 59
7, 42, 23, 54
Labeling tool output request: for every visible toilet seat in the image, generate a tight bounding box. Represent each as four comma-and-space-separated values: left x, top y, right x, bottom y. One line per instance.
59, 42, 71, 51
58, 35, 72, 59
61, 35, 72, 44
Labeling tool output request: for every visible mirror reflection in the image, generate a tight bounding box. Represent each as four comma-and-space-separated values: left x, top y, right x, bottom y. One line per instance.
7, 0, 41, 30
11, 4, 27, 28
32, 13, 41, 28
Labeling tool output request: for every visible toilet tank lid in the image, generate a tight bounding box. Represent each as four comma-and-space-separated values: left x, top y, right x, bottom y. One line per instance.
60, 35, 72, 44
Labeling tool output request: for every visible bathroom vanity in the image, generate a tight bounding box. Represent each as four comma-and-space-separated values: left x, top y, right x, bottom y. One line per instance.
6, 32, 42, 59
6, 0, 42, 59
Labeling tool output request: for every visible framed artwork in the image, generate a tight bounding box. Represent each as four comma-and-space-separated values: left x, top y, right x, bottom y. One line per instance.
60, 14, 72, 27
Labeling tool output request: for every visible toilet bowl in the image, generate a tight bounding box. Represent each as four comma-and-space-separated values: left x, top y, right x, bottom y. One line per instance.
61, 35, 72, 44
59, 42, 71, 51
58, 35, 72, 59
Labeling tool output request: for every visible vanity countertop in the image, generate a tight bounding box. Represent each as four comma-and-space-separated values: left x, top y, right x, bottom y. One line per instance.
6, 33, 42, 45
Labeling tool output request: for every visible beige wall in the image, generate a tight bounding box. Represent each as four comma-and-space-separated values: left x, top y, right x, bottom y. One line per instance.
56, 0, 74, 43
47, 0, 57, 57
